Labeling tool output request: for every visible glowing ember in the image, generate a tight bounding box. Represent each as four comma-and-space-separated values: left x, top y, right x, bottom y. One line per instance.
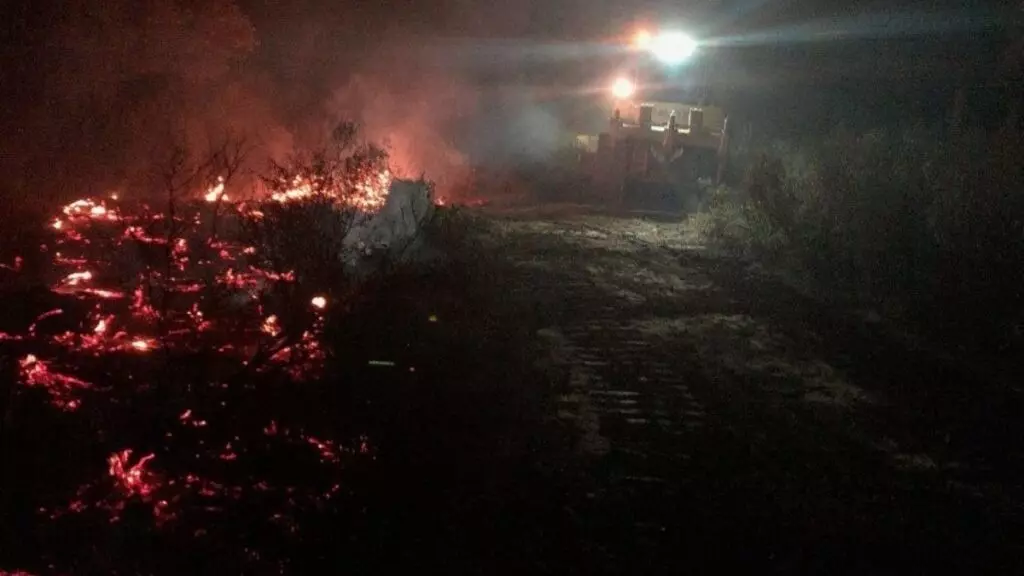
187, 304, 212, 332
81, 288, 126, 299
107, 449, 157, 497
310, 296, 327, 309
131, 286, 159, 320
63, 270, 92, 285
123, 225, 164, 244
53, 253, 88, 266
63, 199, 93, 216
61, 198, 118, 221
52, 219, 63, 230
18, 354, 92, 410
219, 442, 239, 461
262, 315, 281, 337
304, 435, 340, 464
28, 309, 63, 334
171, 238, 190, 272
130, 339, 155, 351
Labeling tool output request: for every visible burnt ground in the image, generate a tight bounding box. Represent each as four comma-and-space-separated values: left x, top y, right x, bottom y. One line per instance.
2, 208, 1024, 574
479, 209, 1024, 574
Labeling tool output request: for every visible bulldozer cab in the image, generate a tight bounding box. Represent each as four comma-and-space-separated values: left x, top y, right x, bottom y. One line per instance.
575, 98, 729, 213
618, 101, 725, 133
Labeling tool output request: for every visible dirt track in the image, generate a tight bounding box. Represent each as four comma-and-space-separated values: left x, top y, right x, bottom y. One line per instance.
483, 210, 1024, 574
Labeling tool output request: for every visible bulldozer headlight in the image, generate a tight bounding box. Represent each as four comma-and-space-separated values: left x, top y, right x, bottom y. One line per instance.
610, 76, 635, 99
649, 31, 697, 65
633, 29, 653, 49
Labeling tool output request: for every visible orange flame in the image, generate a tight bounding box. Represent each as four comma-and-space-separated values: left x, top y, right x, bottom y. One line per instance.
268, 169, 392, 211
203, 177, 228, 203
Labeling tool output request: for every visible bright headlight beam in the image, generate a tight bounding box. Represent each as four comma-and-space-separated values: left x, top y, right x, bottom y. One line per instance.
611, 76, 635, 99
649, 31, 698, 65
634, 29, 652, 49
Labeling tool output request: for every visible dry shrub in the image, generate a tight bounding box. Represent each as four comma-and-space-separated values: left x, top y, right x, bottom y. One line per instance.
243, 195, 358, 287
701, 124, 1024, 347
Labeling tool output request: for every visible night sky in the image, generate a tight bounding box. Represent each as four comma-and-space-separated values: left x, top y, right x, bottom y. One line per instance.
0, 0, 1019, 204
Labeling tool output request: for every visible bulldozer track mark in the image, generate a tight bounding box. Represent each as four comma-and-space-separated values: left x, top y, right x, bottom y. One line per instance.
496, 214, 1024, 571
505, 224, 715, 488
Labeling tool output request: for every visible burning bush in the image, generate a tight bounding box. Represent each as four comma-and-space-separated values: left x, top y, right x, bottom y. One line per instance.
260, 121, 392, 210
241, 121, 400, 287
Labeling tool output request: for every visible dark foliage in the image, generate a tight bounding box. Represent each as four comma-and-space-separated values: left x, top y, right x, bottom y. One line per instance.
702, 124, 1024, 352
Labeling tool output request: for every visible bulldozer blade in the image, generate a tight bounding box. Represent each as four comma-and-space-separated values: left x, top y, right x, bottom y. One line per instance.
620, 180, 689, 214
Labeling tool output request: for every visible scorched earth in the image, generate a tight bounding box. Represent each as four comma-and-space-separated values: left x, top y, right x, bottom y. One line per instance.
1, 202, 1023, 574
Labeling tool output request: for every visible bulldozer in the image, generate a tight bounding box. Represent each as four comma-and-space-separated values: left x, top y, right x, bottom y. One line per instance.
576, 98, 729, 213
574, 28, 730, 213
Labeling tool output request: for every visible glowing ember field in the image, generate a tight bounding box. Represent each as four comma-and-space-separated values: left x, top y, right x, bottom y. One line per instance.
28, 183, 383, 388
0, 176, 398, 540
0, 165, 542, 574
